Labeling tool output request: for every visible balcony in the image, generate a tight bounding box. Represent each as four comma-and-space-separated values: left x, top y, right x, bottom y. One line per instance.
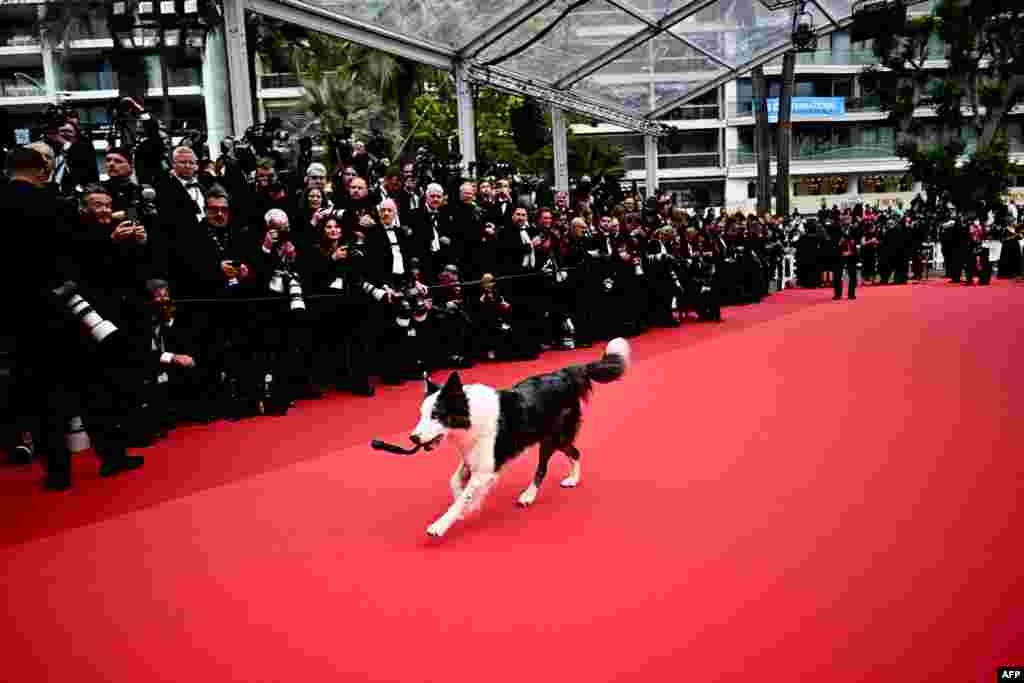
658, 103, 720, 121
1, 32, 39, 47
728, 144, 899, 165
625, 152, 721, 171
0, 80, 45, 98
793, 48, 879, 66
727, 97, 883, 118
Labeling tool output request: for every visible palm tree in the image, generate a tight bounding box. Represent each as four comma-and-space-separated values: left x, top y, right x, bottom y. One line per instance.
298, 68, 401, 172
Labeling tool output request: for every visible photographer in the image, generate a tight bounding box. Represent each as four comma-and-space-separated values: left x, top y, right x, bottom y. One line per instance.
340, 176, 379, 242
247, 158, 297, 236
4, 146, 144, 489
166, 184, 255, 418
41, 108, 98, 197
246, 209, 313, 414
128, 279, 206, 441
102, 146, 139, 212
299, 212, 372, 395
431, 265, 473, 369
75, 183, 165, 321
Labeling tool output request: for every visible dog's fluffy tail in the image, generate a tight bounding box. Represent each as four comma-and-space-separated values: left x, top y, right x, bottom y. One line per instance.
585, 338, 630, 384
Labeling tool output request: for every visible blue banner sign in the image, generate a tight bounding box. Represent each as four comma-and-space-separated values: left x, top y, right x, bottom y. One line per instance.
767, 97, 846, 122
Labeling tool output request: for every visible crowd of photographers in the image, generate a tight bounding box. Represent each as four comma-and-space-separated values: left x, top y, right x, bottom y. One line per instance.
4, 102, 1022, 491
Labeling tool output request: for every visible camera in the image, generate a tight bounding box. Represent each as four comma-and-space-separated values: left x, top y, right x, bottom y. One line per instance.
52, 281, 118, 344
287, 276, 306, 312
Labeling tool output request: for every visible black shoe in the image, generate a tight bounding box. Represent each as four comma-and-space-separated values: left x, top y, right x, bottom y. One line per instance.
10, 444, 33, 465
832, 296, 841, 300
848, 296, 856, 300
100, 455, 145, 478
46, 470, 72, 491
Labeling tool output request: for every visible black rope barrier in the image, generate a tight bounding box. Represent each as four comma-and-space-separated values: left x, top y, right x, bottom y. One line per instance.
171, 266, 585, 306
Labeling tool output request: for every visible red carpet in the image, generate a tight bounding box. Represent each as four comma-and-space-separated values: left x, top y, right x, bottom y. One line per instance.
3, 280, 1022, 682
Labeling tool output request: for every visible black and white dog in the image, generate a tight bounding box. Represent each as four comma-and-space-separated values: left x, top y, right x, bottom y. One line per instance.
410, 338, 630, 537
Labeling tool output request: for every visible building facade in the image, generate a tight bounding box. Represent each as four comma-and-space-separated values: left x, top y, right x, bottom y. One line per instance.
566, 1, 1024, 213
0, 0, 230, 166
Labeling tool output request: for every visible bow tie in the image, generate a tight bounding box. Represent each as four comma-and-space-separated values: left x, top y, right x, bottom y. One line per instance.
187, 182, 200, 190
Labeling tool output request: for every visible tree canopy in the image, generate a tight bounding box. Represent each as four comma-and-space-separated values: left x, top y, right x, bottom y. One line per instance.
857, 0, 1023, 216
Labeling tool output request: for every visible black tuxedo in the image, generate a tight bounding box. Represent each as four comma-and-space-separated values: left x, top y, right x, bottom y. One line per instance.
129, 309, 211, 429
365, 222, 416, 286
157, 174, 204, 241
409, 206, 457, 279
496, 221, 542, 278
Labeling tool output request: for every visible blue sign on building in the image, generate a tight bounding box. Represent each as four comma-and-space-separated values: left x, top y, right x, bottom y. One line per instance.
766, 97, 846, 122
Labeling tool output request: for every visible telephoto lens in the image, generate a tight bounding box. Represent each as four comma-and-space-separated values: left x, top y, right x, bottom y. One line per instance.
53, 281, 118, 343
288, 276, 306, 312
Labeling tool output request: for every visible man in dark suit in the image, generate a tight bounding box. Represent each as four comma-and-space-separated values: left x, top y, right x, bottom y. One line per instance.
3, 146, 143, 490
166, 184, 256, 419
128, 279, 206, 440
157, 146, 206, 241
408, 182, 457, 281
495, 204, 544, 357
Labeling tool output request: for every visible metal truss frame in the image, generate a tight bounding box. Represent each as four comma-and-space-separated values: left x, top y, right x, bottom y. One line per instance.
553, 0, 722, 89
644, 14, 855, 119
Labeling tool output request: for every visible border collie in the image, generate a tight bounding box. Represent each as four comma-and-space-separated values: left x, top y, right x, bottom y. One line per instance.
410, 338, 630, 538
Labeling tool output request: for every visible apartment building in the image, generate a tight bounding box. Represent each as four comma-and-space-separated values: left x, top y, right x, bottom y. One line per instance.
0, 0, 228, 168
567, 1, 1024, 213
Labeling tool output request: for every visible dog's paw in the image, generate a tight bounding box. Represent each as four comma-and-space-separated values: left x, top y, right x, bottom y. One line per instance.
426, 521, 448, 538
517, 487, 538, 507
560, 476, 579, 488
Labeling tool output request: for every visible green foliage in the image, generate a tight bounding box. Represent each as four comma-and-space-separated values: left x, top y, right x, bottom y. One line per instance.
408, 72, 623, 180
854, 0, 1024, 214
251, 21, 623, 180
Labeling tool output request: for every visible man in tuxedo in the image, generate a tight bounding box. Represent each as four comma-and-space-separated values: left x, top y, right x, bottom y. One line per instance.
166, 184, 255, 419
380, 165, 416, 223
485, 178, 514, 226
157, 146, 205, 241
129, 279, 205, 440
409, 183, 456, 281
358, 198, 419, 384
46, 116, 99, 197
446, 181, 482, 266
365, 198, 416, 288
496, 204, 544, 357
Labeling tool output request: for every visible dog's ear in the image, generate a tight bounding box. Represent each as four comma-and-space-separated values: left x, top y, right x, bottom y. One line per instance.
424, 373, 441, 396
442, 371, 463, 395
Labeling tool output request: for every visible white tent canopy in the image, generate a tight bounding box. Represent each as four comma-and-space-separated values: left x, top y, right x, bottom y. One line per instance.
223, 0, 861, 187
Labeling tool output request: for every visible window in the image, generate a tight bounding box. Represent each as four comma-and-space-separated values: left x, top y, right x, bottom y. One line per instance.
833, 79, 853, 98
793, 175, 850, 196
859, 174, 912, 193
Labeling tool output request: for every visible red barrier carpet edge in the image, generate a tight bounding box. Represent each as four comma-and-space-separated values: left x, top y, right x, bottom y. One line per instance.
2, 280, 1022, 683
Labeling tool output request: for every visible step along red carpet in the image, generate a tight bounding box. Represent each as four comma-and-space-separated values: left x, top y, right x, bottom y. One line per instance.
2, 280, 1022, 683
